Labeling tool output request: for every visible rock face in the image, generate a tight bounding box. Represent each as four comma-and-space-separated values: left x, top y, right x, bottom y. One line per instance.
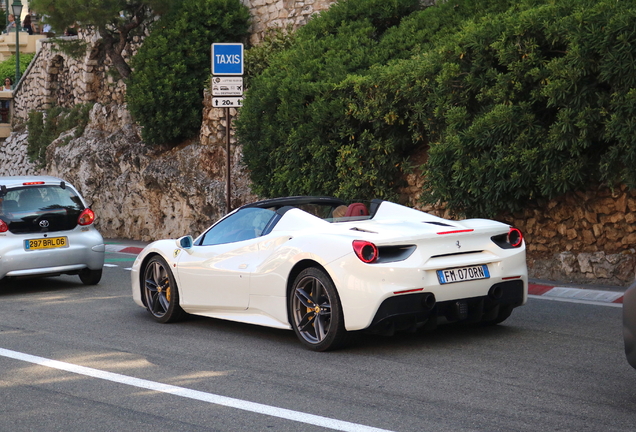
1, 103, 256, 241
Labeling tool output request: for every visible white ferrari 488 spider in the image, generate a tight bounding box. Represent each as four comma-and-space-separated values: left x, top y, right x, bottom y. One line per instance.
131, 197, 527, 351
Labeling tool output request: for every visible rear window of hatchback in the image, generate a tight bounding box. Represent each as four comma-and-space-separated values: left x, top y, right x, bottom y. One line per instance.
1, 185, 85, 234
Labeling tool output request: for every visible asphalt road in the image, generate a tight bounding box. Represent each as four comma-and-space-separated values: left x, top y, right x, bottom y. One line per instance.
0, 248, 634, 432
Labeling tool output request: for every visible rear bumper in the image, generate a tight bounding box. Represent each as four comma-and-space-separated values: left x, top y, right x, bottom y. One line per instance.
369, 280, 524, 332
326, 248, 527, 331
0, 228, 104, 279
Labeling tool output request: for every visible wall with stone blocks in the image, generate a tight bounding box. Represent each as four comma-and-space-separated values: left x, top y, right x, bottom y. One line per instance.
244, 0, 336, 43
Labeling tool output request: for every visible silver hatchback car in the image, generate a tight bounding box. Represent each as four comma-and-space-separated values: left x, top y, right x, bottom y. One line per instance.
0, 176, 105, 285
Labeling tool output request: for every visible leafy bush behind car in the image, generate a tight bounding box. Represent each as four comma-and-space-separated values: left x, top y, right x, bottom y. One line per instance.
126, 0, 250, 145
239, 0, 636, 217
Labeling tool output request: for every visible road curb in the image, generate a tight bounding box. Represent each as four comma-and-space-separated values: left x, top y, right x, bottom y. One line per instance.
105, 244, 144, 255
528, 282, 624, 304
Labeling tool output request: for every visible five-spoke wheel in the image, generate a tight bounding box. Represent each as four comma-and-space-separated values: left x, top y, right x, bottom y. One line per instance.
143, 256, 185, 323
289, 267, 347, 351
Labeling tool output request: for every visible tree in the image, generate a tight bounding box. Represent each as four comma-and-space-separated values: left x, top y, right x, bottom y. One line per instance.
29, 0, 174, 79
126, 0, 250, 144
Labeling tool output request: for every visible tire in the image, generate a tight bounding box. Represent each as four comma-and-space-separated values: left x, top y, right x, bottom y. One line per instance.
142, 256, 185, 323
289, 267, 347, 351
79, 268, 102, 285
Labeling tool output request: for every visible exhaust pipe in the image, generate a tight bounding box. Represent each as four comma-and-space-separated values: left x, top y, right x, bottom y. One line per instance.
489, 285, 503, 300
421, 293, 436, 311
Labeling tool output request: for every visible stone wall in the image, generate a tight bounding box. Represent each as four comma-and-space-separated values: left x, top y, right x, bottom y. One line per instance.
502, 186, 636, 286
13, 30, 144, 122
244, 0, 337, 43
0, 128, 38, 176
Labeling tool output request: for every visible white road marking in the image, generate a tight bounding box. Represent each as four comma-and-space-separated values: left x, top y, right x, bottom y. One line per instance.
0, 348, 393, 432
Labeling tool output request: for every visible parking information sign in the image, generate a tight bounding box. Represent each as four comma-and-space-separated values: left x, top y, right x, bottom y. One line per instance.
212, 77, 243, 96
212, 43, 244, 76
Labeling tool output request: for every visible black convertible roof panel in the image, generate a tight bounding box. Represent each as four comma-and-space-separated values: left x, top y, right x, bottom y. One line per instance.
241, 196, 347, 210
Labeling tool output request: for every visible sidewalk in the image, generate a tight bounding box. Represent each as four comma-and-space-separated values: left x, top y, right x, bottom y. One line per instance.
529, 279, 626, 306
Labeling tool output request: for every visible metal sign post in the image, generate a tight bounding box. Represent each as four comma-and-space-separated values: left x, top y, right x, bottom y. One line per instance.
212, 43, 244, 214
225, 107, 231, 214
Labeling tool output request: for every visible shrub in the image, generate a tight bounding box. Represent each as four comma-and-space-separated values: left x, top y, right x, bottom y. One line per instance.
239, 0, 636, 217
126, 0, 250, 145
236, 0, 423, 200
26, 103, 94, 166
345, 0, 636, 216
244, 25, 295, 88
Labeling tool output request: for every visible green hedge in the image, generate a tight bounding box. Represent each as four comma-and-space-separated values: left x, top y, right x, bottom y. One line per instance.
237, 0, 517, 203
238, 0, 636, 217
237, 0, 423, 199
126, 0, 250, 145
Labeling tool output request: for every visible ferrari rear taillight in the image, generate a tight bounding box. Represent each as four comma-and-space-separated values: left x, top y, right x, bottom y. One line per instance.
491, 227, 524, 249
0, 219, 7, 233
353, 240, 378, 263
508, 227, 523, 247
78, 208, 95, 226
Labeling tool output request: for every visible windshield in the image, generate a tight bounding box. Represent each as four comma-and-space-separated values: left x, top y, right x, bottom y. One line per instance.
200, 207, 277, 246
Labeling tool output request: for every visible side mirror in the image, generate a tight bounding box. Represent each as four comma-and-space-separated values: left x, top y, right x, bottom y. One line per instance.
176, 235, 193, 250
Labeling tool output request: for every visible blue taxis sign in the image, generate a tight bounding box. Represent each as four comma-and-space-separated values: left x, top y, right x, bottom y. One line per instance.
212, 43, 244, 75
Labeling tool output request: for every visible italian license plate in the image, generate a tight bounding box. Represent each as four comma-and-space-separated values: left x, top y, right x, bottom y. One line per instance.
437, 265, 490, 284
24, 236, 68, 251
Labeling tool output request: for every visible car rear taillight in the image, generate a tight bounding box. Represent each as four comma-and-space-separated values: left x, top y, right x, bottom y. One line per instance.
0, 219, 7, 233
491, 227, 524, 249
508, 227, 523, 247
22, 181, 45, 185
78, 208, 95, 226
508, 228, 523, 247
353, 240, 378, 263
